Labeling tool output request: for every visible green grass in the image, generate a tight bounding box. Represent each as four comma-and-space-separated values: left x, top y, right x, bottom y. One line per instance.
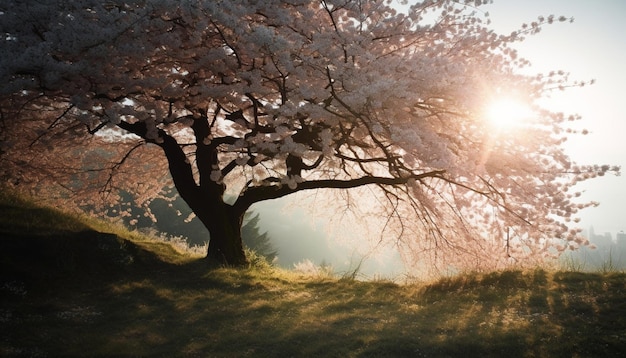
2, 191, 626, 357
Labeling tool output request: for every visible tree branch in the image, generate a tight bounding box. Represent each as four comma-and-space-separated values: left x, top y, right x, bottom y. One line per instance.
101, 141, 145, 195
235, 169, 446, 211
116, 120, 200, 200
29, 104, 75, 147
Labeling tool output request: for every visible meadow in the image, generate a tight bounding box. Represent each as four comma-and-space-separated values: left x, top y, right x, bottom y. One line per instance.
1, 192, 626, 357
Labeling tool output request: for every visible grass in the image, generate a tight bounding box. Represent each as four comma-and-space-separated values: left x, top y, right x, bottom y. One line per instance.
2, 191, 626, 357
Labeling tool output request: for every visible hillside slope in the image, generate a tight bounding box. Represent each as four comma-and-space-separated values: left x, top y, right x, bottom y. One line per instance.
1, 192, 626, 357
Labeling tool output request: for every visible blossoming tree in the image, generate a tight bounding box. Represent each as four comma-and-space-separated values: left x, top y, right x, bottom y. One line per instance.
0, 0, 617, 268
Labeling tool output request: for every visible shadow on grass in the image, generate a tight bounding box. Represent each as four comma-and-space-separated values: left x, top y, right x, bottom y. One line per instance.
2, 227, 626, 357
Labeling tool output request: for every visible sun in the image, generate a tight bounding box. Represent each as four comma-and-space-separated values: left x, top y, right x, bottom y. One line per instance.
485, 98, 534, 128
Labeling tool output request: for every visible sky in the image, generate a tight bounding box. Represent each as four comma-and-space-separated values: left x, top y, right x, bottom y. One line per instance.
252, 0, 626, 276
484, 0, 626, 235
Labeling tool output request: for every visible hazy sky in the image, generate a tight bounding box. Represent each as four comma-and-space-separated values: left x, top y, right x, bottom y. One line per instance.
485, 0, 626, 234
253, 0, 626, 274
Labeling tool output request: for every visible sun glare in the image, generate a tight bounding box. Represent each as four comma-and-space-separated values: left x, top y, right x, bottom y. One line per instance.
486, 98, 533, 128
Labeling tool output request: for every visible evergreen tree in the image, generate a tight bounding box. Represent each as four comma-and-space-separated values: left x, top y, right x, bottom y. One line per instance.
242, 212, 277, 263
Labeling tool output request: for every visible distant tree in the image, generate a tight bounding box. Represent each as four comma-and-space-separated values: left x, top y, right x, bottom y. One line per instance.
241, 212, 277, 262
0, 0, 618, 270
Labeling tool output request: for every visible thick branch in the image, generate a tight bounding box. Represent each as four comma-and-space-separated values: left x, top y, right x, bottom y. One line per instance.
235, 170, 446, 211
116, 120, 199, 200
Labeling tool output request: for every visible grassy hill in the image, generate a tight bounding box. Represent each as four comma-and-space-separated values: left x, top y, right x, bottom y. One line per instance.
1, 192, 626, 357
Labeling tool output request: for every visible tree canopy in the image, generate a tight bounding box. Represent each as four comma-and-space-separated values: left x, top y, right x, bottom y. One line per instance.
0, 0, 618, 271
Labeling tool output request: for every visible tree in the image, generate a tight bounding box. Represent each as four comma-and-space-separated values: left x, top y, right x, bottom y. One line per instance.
241, 212, 277, 263
0, 0, 618, 269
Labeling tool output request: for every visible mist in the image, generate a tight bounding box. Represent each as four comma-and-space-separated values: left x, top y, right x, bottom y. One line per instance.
564, 226, 626, 271
115, 190, 626, 278
252, 199, 407, 279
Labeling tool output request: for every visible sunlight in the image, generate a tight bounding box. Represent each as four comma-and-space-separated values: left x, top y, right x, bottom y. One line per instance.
485, 98, 534, 128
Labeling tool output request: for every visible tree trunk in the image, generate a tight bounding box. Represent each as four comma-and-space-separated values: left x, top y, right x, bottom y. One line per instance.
201, 203, 248, 266
116, 120, 249, 266
182, 192, 248, 266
